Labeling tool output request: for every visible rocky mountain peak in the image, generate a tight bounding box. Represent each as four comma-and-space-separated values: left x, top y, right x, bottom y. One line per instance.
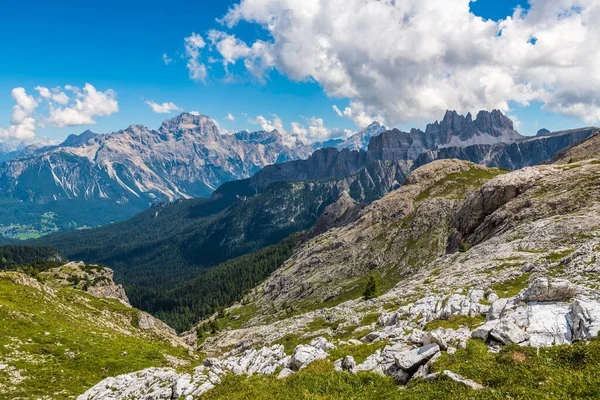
336, 121, 387, 151
537, 128, 551, 136
60, 129, 98, 147
473, 109, 516, 136
159, 112, 219, 138
423, 109, 523, 146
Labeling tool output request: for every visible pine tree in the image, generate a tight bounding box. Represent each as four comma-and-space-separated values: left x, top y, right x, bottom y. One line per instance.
363, 274, 379, 300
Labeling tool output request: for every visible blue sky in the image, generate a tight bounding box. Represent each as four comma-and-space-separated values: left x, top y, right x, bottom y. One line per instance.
0, 0, 595, 144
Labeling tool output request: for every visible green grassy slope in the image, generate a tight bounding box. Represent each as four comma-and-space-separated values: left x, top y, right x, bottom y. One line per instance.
0, 271, 195, 399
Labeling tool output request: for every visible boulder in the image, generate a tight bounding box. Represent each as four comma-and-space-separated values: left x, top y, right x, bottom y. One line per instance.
289, 345, 327, 371
572, 298, 600, 341
490, 320, 529, 345
407, 329, 426, 344
77, 367, 179, 400
471, 320, 499, 340
309, 337, 336, 352
520, 278, 578, 302
354, 350, 383, 373
341, 355, 356, 372
526, 302, 573, 347
363, 332, 384, 342
422, 330, 448, 350
385, 364, 410, 384
394, 344, 441, 373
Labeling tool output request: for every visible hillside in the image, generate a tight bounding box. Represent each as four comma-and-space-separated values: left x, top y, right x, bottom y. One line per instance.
77, 139, 600, 399
34, 160, 412, 329
0, 261, 196, 399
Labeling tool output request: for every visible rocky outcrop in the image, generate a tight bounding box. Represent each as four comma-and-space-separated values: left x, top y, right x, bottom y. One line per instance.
42, 261, 131, 306
247, 160, 503, 315
367, 110, 523, 164
309, 192, 363, 237
79, 338, 335, 400
468, 278, 600, 348
551, 130, 600, 164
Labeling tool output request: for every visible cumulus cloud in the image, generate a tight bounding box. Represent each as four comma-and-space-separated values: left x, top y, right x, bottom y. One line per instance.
249, 114, 285, 133
248, 113, 347, 145
1, 83, 119, 141
226, 113, 235, 121
209, 0, 600, 125
207, 30, 274, 77
145, 100, 183, 114
47, 83, 119, 127
184, 33, 208, 82
333, 101, 385, 129
290, 117, 340, 143
0, 88, 39, 140
35, 86, 70, 105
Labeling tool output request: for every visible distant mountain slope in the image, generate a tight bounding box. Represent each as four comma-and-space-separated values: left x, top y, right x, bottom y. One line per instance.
0, 113, 312, 238
0, 113, 311, 203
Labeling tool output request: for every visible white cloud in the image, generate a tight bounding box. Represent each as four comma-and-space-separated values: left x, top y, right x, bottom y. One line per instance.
226, 113, 235, 121
214, 0, 600, 125
207, 30, 275, 78
35, 86, 52, 99
162, 53, 173, 65
185, 33, 206, 58
190, 111, 200, 116
47, 83, 119, 127
145, 100, 183, 114
35, 86, 70, 105
184, 33, 208, 82
187, 58, 207, 82
290, 117, 335, 143
333, 101, 385, 130
248, 113, 346, 145
249, 114, 284, 133
0, 88, 39, 140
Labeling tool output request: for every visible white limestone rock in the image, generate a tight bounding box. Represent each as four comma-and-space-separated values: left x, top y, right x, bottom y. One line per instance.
526, 302, 573, 347
572, 298, 600, 340
490, 320, 530, 345
520, 278, 578, 303
394, 344, 441, 373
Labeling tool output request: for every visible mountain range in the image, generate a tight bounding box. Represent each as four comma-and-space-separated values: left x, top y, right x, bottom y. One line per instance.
5, 128, 600, 399
29, 110, 599, 333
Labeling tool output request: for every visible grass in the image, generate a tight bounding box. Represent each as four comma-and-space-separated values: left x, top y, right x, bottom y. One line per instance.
0, 273, 194, 399
360, 313, 381, 326
202, 360, 399, 400
546, 249, 576, 263
490, 273, 531, 298
423, 315, 486, 332
204, 339, 600, 399
414, 168, 508, 203
328, 341, 389, 365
